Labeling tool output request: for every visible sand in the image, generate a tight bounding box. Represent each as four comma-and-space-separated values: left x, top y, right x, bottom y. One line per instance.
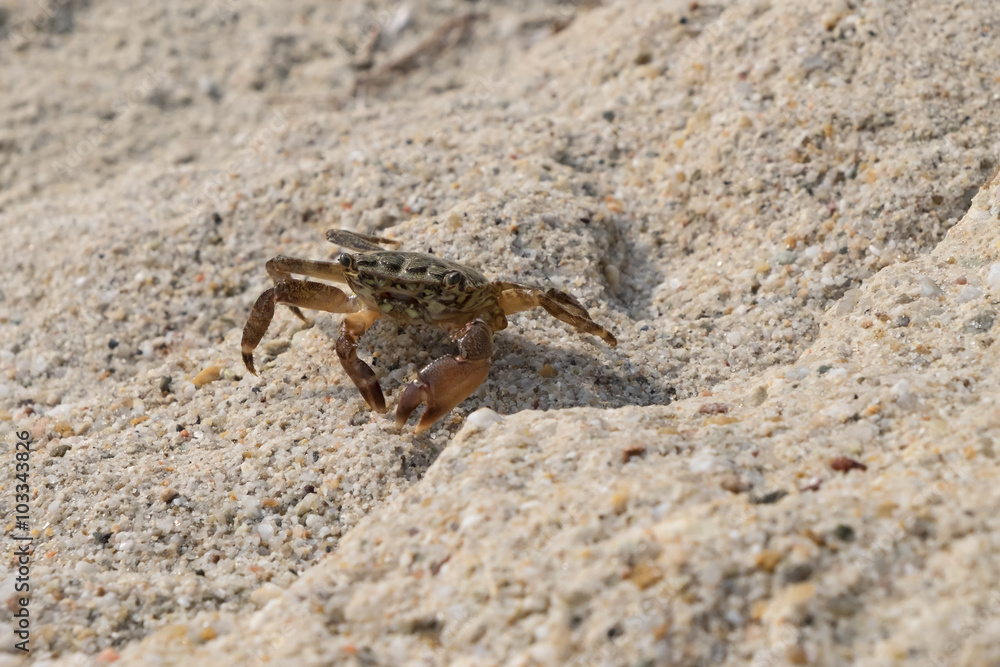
2, 0, 1000, 664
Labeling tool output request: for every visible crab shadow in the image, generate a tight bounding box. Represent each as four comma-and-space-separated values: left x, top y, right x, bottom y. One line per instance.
386, 325, 678, 480
485, 332, 674, 412
597, 214, 669, 323
264, 269, 678, 479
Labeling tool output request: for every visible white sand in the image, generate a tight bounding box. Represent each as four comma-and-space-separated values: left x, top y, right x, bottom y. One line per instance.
2, 0, 1000, 664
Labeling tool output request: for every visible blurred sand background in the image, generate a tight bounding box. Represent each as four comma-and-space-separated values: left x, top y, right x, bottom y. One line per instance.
2, 0, 1000, 664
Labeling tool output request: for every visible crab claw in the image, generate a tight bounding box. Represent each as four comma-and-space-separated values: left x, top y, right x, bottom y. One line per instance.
242, 353, 258, 376
395, 355, 492, 433
241, 288, 278, 376
395, 382, 432, 431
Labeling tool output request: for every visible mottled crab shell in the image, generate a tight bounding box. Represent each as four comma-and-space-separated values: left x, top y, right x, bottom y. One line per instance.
340, 250, 505, 328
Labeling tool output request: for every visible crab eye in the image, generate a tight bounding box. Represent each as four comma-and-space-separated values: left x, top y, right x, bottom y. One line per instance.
337, 254, 355, 270
443, 271, 464, 288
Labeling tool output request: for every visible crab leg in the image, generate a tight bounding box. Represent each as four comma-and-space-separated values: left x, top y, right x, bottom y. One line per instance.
497, 284, 617, 347
241, 280, 359, 375
264, 256, 350, 322
325, 229, 400, 252
395, 318, 494, 433
336, 309, 387, 413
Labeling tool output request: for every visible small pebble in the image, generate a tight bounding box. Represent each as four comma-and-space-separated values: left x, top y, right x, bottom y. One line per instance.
611, 489, 629, 514
50, 443, 71, 458
755, 549, 783, 573
465, 408, 503, 430
798, 476, 823, 492
830, 456, 867, 473
630, 561, 662, 589
720, 475, 749, 494
750, 490, 788, 505
988, 263, 1000, 287
784, 367, 810, 381
249, 582, 284, 607
836, 289, 860, 316
955, 285, 982, 305
773, 250, 797, 266
832, 524, 855, 541
964, 310, 995, 333
192, 365, 223, 387
781, 562, 814, 584
688, 454, 720, 473
96, 648, 121, 662
258, 522, 276, 542
918, 276, 943, 298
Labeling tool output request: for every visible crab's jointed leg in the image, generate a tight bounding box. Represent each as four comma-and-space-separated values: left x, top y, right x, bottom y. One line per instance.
325, 229, 400, 252
496, 283, 618, 347
395, 318, 494, 433
241, 279, 359, 375
336, 309, 387, 413
264, 255, 350, 322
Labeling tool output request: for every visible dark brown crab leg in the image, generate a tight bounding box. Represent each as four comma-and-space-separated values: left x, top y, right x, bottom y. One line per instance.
264, 256, 351, 322
241, 279, 359, 375
336, 309, 387, 413
496, 283, 618, 347
396, 318, 494, 433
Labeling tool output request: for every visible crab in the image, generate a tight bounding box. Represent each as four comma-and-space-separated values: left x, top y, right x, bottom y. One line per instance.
241, 229, 617, 432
